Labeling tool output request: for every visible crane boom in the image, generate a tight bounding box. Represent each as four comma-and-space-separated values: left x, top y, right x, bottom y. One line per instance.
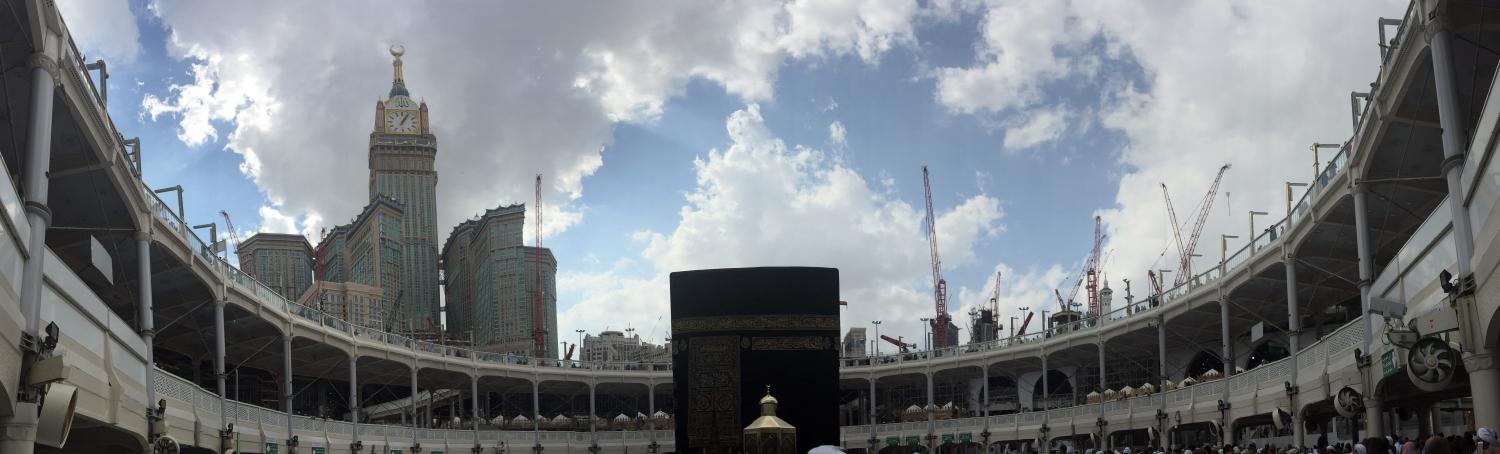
532, 174, 547, 357
1181, 165, 1231, 283
921, 166, 950, 349
1161, 183, 1187, 280
219, 210, 243, 268
879, 335, 912, 353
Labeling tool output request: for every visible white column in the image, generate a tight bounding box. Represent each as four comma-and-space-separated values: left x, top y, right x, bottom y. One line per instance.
215, 297, 229, 443
0, 51, 57, 454
349, 357, 359, 451
1429, 18, 1499, 431
1352, 186, 1384, 439
283, 336, 293, 447
139, 235, 157, 418
1284, 256, 1305, 446
472, 371, 480, 449
410, 365, 418, 447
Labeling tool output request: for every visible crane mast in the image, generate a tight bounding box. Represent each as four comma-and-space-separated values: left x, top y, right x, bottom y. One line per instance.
532, 174, 547, 358
1085, 215, 1102, 315
921, 166, 950, 349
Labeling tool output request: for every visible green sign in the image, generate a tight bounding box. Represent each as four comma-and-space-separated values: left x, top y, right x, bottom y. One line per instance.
310, 448, 326, 454
391, 450, 403, 454
905, 436, 921, 445
960, 433, 973, 442
1380, 347, 1398, 377
432, 451, 444, 454
265, 442, 278, 454
886, 436, 900, 446
942, 434, 955, 443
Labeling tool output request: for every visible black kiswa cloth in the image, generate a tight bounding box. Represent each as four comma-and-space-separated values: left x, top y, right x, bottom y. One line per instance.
670, 267, 841, 454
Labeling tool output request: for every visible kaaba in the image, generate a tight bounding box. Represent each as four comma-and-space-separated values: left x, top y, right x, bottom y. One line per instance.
670, 267, 840, 454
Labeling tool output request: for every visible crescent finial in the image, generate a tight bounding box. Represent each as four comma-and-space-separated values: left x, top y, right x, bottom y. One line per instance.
389, 45, 406, 59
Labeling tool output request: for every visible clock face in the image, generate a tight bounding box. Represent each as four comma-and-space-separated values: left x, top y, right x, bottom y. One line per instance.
385, 111, 419, 134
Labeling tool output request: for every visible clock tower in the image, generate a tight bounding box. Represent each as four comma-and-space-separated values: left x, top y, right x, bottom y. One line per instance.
369, 46, 440, 332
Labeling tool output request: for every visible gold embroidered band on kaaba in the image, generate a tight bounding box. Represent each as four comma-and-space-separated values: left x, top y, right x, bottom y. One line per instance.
672, 315, 839, 334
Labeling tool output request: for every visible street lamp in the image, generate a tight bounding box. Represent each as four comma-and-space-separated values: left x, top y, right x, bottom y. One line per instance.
919, 317, 930, 352
1285, 182, 1309, 217
153, 185, 184, 220
1186, 253, 1203, 282
192, 223, 219, 258
871, 320, 882, 356
1248, 210, 1268, 250
1310, 143, 1341, 182
1220, 235, 1239, 265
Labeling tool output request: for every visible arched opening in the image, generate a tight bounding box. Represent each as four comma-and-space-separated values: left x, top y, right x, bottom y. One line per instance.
1186, 350, 1223, 378
1244, 341, 1288, 370
1031, 370, 1072, 410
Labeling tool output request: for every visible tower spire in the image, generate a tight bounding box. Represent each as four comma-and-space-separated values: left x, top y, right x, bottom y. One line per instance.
389, 45, 409, 97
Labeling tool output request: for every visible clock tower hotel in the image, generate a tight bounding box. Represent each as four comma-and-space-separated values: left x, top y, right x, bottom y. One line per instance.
243, 47, 561, 357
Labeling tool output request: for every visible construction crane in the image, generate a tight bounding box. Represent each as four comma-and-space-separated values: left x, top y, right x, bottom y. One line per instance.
988, 271, 1002, 328
219, 210, 243, 268
1057, 221, 1106, 313
921, 166, 951, 349
532, 174, 547, 358
1015, 311, 1035, 336
1160, 164, 1231, 285
880, 335, 913, 353
1085, 216, 1103, 314
563, 343, 576, 361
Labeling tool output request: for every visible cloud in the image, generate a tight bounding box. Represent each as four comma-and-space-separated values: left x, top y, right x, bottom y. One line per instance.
933, 0, 1407, 294
559, 105, 1004, 345
137, 0, 922, 246
1002, 106, 1068, 151
56, 0, 141, 64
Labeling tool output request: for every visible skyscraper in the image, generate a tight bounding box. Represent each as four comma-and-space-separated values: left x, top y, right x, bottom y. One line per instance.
238, 232, 314, 301
441, 204, 557, 357
313, 196, 405, 330
369, 47, 440, 332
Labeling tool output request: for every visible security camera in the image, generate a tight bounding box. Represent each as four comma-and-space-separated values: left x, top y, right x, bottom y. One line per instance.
34, 383, 77, 448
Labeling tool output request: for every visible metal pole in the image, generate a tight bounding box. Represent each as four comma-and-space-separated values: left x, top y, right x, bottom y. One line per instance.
1283, 255, 1304, 447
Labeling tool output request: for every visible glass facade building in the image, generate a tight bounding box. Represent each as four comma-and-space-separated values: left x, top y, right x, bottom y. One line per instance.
238, 232, 314, 301
441, 204, 557, 357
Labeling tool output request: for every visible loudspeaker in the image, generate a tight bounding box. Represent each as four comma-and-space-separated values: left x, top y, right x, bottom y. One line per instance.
35, 383, 77, 448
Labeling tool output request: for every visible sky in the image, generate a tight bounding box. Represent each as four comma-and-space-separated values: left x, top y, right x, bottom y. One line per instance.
59, 0, 1408, 352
